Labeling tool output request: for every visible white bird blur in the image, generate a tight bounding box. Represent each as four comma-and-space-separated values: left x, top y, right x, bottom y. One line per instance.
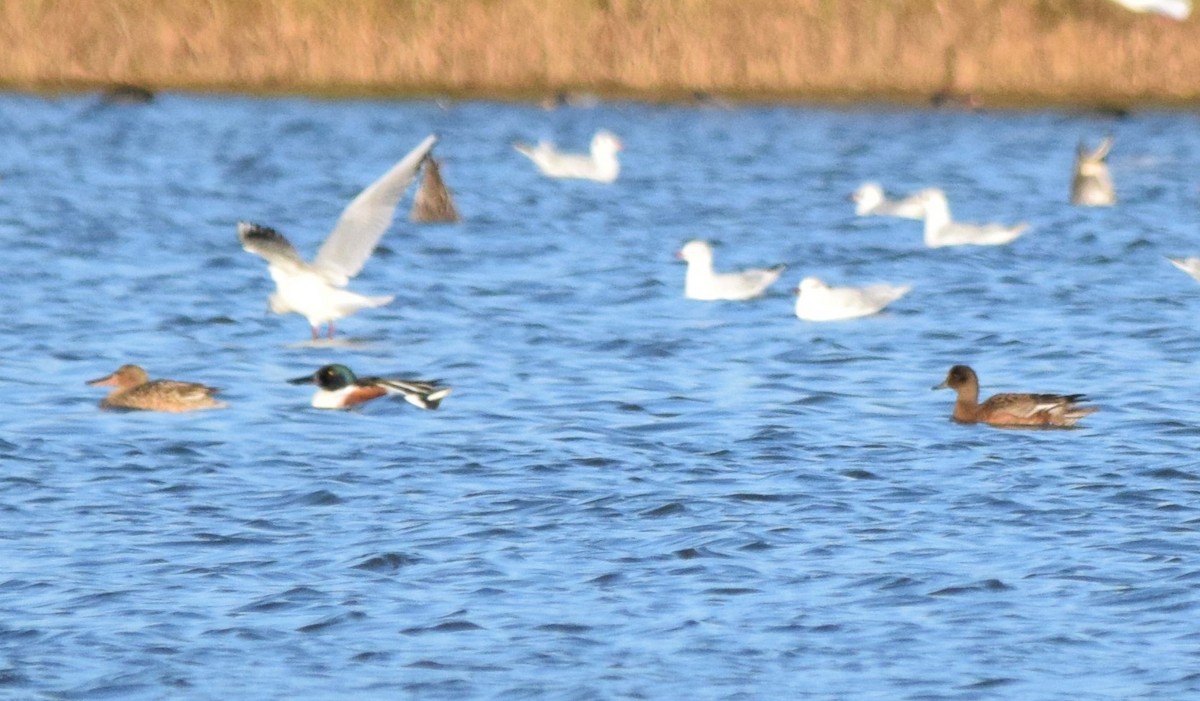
1070, 136, 1116, 206
852, 182, 927, 219
676, 240, 786, 301
916, 188, 1029, 248
513, 130, 622, 183
239, 134, 437, 340
1168, 257, 1200, 282
1105, 0, 1191, 20
794, 277, 911, 321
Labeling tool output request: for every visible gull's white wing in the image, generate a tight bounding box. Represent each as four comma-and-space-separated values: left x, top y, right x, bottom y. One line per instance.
824, 285, 884, 315
238, 222, 308, 274
313, 134, 437, 285
1169, 257, 1200, 282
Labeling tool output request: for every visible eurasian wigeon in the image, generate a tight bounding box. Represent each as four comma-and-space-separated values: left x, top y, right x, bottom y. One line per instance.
933, 365, 1097, 428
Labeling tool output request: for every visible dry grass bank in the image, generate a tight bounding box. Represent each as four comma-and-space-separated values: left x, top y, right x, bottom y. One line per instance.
3, 0, 1199, 104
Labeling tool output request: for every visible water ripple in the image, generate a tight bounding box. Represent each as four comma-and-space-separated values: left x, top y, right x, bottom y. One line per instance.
3, 95, 1200, 700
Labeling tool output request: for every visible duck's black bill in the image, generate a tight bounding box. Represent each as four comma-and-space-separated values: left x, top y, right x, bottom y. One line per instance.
287, 375, 316, 385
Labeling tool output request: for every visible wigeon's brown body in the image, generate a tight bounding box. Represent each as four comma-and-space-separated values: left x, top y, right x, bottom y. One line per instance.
87, 364, 226, 413
934, 365, 1096, 428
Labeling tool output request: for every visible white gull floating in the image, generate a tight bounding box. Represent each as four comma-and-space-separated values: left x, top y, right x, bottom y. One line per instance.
794, 277, 911, 321
916, 188, 1029, 248
676, 240, 786, 301
513, 130, 622, 183
852, 182, 927, 220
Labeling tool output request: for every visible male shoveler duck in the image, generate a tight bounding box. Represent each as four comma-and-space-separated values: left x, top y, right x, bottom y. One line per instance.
288, 364, 451, 410
87, 364, 226, 412
933, 365, 1097, 428
238, 134, 437, 340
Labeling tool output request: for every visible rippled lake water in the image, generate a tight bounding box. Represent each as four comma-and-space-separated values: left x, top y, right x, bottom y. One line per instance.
3, 92, 1200, 699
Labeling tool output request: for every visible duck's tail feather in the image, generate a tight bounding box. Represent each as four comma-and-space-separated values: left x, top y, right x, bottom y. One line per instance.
380, 379, 452, 410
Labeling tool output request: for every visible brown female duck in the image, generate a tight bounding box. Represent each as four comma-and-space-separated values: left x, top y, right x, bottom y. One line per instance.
87, 364, 226, 412
934, 365, 1096, 428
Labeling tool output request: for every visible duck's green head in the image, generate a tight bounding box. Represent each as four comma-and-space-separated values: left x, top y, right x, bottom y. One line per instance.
288, 364, 357, 390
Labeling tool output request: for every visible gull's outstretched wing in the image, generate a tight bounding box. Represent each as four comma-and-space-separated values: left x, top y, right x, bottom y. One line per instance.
313, 134, 437, 285
238, 222, 307, 272
1169, 257, 1200, 282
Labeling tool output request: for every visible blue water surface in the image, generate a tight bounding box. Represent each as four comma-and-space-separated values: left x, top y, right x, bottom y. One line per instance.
1, 92, 1200, 700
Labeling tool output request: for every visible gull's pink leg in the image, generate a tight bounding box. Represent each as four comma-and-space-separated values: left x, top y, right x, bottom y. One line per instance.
327, 321, 336, 339
310, 325, 320, 341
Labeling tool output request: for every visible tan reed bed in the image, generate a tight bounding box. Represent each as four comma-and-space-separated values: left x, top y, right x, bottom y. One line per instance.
2, 0, 1198, 105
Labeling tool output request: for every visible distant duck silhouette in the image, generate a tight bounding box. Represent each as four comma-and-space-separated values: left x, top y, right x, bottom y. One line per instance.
929, 89, 982, 111
690, 91, 733, 109
539, 91, 601, 110
100, 84, 155, 105
1070, 137, 1116, 206
930, 47, 982, 111
410, 155, 461, 223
